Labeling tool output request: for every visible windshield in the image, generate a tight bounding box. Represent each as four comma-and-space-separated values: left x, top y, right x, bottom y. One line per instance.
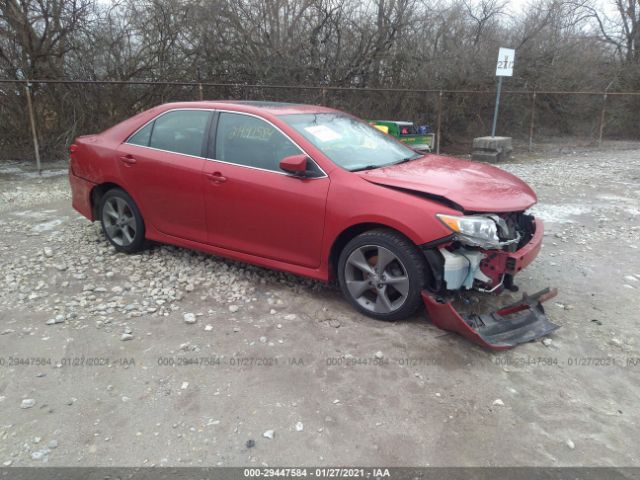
280, 113, 421, 171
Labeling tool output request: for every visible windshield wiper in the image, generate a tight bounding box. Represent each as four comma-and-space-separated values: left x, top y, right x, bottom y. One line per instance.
352, 155, 422, 172
393, 154, 422, 165
351, 165, 381, 172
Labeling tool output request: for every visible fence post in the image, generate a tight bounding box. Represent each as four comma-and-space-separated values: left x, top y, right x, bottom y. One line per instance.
598, 92, 607, 147
528, 91, 536, 152
24, 81, 42, 174
198, 82, 204, 101
436, 90, 443, 154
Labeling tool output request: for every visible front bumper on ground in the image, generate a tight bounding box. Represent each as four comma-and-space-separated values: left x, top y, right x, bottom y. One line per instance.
422, 288, 560, 350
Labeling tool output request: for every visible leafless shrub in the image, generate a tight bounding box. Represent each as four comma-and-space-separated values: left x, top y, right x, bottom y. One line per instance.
0, 0, 638, 160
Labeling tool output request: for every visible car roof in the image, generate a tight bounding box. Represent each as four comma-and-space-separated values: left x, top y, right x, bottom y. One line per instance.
159, 100, 340, 116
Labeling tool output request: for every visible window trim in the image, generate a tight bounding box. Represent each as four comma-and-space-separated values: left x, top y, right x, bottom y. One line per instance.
210, 109, 326, 178
126, 120, 154, 147
124, 108, 327, 179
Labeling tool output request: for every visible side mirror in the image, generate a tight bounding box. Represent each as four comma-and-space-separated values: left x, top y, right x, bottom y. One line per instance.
279, 154, 308, 176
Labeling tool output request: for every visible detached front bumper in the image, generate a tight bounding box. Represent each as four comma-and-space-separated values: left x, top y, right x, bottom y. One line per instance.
421, 217, 559, 349
422, 288, 560, 350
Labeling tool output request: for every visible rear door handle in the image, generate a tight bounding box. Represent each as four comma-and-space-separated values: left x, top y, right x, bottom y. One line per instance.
120, 154, 137, 165
206, 172, 227, 183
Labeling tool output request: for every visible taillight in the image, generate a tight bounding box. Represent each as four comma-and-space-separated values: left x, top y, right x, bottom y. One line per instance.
69, 144, 78, 155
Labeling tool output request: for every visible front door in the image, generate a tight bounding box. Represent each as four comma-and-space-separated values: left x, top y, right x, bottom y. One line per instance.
203, 112, 330, 268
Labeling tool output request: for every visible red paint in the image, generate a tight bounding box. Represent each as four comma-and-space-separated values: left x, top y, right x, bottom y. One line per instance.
479, 219, 544, 283
279, 154, 308, 174
421, 292, 511, 350
68, 101, 542, 284
421, 288, 558, 350
69, 169, 96, 220
359, 154, 537, 213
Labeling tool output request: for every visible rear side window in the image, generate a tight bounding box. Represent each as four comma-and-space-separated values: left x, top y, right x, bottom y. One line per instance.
214, 112, 301, 172
147, 110, 211, 157
127, 122, 153, 147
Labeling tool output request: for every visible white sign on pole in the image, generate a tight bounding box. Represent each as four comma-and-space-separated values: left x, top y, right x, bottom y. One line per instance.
496, 47, 515, 77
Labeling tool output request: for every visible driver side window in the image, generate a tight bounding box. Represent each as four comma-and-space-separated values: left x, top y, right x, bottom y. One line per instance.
214, 112, 321, 176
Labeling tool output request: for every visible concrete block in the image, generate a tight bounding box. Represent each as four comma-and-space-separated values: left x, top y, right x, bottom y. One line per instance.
472, 136, 512, 162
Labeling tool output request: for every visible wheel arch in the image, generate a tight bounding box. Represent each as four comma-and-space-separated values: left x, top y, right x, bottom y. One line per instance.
90, 182, 127, 219
328, 222, 417, 280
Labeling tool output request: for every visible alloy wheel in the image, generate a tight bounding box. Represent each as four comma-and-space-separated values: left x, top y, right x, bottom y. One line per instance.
101, 197, 137, 247
343, 245, 410, 314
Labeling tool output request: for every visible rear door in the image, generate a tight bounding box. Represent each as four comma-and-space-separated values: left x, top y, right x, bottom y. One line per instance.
116, 109, 212, 243
202, 111, 330, 268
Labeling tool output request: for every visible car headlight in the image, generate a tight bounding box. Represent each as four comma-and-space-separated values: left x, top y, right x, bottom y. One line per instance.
436, 214, 500, 248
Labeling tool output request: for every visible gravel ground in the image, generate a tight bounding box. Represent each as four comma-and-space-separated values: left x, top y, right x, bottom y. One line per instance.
0, 145, 639, 467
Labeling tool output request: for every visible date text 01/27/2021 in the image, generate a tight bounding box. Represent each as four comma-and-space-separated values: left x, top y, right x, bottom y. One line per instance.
243, 468, 391, 478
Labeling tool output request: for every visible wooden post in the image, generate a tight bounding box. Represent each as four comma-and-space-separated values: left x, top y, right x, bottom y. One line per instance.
436, 90, 443, 154
598, 92, 607, 147
24, 82, 41, 174
528, 91, 536, 152
198, 82, 204, 101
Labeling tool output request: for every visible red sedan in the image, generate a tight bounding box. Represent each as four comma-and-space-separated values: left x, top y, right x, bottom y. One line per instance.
69, 101, 544, 323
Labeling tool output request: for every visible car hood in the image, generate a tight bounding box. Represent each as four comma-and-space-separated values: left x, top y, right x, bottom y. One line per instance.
356, 155, 537, 213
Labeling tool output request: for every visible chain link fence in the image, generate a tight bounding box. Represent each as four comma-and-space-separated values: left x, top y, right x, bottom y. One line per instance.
1, 79, 639, 170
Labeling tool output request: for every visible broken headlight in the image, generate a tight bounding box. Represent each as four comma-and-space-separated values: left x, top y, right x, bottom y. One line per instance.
436, 214, 501, 249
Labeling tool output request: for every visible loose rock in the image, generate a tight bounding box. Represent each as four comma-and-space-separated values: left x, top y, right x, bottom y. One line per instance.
46, 315, 65, 325
31, 448, 50, 461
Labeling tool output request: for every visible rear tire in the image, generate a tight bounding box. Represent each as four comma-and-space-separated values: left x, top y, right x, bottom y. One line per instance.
99, 188, 145, 253
337, 228, 427, 321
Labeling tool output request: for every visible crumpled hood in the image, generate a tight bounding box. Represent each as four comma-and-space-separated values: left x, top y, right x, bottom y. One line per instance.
357, 155, 537, 213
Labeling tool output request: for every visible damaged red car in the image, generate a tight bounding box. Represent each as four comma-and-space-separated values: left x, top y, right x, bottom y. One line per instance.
69, 101, 558, 349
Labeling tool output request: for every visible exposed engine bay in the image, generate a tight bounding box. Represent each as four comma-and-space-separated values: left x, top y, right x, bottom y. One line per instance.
420, 211, 558, 350
424, 212, 537, 294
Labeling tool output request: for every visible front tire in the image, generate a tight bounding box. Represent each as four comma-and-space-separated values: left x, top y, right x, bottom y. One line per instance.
99, 188, 145, 253
337, 229, 427, 321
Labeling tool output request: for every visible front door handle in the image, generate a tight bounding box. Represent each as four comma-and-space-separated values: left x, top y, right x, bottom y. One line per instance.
120, 154, 137, 165
206, 172, 227, 183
